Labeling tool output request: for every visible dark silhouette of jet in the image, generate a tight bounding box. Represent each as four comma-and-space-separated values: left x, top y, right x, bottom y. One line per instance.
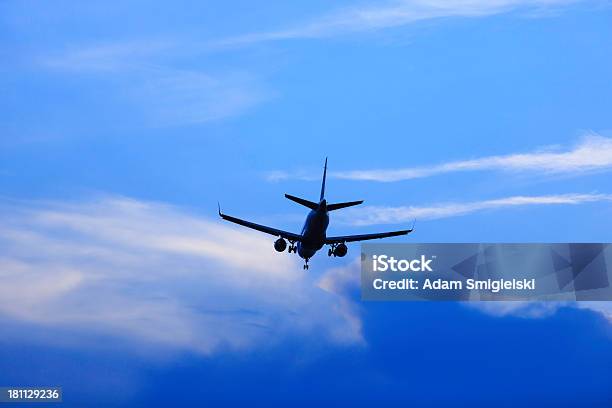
219, 158, 413, 269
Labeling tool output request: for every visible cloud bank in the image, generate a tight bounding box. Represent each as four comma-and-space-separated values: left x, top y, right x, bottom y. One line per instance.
0, 197, 362, 354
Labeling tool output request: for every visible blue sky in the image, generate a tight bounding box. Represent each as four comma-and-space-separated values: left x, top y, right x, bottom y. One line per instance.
1, 1, 612, 406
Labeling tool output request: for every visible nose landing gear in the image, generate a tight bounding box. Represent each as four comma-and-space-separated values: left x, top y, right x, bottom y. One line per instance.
303, 258, 309, 270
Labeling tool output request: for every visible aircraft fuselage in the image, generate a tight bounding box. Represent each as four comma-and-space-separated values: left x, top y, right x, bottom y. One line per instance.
297, 199, 329, 259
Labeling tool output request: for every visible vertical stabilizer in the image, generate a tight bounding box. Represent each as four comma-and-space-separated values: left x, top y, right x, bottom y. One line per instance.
320, 157, 327, 201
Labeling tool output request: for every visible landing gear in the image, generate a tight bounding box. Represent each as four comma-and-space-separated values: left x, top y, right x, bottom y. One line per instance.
327, 243, 348, 257
303, 258, 309, 270
288, 241, 297, 253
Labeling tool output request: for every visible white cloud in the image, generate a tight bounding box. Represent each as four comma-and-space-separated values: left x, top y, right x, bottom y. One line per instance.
267, 135, 612, 183
334, 134, 612, 182
318, 258, 364, 342
265, 170, 319, 183
269, 135, 612, 182
339, 193, 612, 225
0, 197, 362, 354
577, 302, 612, 322
216, 0, 581, 46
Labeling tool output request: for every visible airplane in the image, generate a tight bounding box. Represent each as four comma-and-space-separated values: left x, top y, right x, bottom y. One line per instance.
218, 158, 413, 269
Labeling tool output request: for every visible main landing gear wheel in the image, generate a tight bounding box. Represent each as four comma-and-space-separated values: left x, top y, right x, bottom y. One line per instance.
328, 243, 340, 257
327, 243, 347, 258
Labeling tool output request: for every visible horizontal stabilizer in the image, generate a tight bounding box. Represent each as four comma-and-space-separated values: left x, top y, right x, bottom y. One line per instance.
285, 194, 318, 210
327, 200, 364, 211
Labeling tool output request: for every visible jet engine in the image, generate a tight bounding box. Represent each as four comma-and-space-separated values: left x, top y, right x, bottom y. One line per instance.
274, 237, 287, 252
333, 243, 348, 257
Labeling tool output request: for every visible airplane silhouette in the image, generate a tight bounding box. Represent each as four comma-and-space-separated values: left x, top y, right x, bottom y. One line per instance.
219, 158, 413, 269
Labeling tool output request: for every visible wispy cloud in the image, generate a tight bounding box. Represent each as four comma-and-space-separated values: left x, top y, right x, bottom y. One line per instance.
40, 42, 272, 126
131, 68, 272, 126
338, 193, 612, 225
268, 135, 612, 182
37, 1, 588, 125
265, 170, 320, 183
216, 0, 581, 46
40, 40, 175, 73
0, 197, 362, 354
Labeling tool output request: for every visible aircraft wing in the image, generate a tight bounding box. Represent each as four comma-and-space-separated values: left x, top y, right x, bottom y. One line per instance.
325, 229, 412, 244
219, 206, 302, 242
